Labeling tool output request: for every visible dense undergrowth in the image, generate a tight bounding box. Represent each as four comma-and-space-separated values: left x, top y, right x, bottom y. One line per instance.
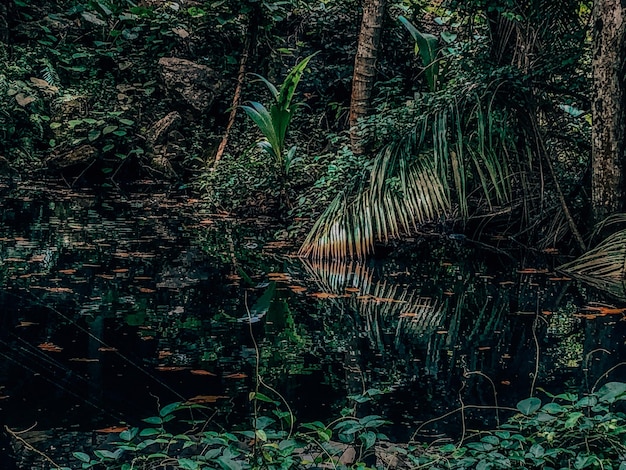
71, 383, 626, 469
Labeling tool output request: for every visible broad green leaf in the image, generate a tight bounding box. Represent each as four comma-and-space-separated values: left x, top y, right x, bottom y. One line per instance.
597, 382, 626, 403
160, 402, 181, 417
178, 458, 200, 470
142, 416, 162, 425
398, 16, 439, 92
542, 403, 565, 414
564, 411, 584, 428
360, 430, 376, 450
517, 397, 541, 415
73, 452, 91, 463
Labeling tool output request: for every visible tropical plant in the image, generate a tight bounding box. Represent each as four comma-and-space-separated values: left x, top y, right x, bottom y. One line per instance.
398, 16, 439, 92
298, 88, 519, 259
557, 214, 626, 299
242, 53, 318, 176
299, 0, 590, 259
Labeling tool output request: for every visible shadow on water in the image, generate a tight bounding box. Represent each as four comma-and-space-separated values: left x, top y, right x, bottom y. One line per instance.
1, 179, 626, 445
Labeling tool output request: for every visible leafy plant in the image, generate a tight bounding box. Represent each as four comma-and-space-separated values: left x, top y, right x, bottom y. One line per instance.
398, 16, 440, 92
242, 53, 318, 175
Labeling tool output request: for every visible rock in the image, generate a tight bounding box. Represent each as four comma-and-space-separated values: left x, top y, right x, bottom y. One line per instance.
47, 145, 97, 169
158, 57, 221, 112
146, 111, 182, 147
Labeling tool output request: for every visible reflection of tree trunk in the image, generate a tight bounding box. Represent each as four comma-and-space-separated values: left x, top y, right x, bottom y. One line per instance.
349, 0, 386, 154
592, 0, 626, 221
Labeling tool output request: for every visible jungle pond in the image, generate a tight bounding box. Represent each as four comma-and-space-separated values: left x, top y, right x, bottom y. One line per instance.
1, 179, 626, 445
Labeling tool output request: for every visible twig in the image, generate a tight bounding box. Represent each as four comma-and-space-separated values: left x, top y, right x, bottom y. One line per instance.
5, 425, 63, 469
213, 20, 253, 167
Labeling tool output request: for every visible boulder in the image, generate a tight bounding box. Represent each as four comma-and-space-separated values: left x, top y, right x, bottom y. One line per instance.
145, 111, 182, 148
158, 57, 221, 112
47, 145, 97, 169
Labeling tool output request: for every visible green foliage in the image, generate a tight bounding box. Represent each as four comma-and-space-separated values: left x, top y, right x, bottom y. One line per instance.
415, 383, 626, 469
398, 16, 440, 92
74, 388, 391, 469
75, 383, 626, 469
242, 53, 318, 172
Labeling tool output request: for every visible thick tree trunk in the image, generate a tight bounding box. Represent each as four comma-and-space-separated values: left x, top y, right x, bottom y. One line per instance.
349, 0, 386, 154
592, 0, 626, 222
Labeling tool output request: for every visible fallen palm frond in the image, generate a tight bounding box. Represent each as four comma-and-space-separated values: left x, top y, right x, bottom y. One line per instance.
300, 94, 518, 260
557, 229, 626, 299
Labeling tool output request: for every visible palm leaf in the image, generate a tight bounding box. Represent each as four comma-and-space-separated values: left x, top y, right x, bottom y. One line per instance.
558, 230, 626, 280
299, 140, 450, 260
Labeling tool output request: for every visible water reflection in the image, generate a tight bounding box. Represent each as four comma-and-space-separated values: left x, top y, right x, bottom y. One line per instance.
0, 180, 625, 441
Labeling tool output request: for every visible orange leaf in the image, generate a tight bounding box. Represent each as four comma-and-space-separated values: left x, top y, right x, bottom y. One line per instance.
225, 373, 247, 379
190, 369, 216, 376
185, 395, 227, 404
38, 342, 63, 353
310, 292, 339, 299
155, 366, 190, 372
96, 426, 129, 433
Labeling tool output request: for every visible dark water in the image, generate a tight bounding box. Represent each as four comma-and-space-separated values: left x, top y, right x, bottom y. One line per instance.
1, 179, 626, 443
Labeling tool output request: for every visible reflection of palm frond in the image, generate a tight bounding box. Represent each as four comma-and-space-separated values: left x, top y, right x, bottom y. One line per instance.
557, 229, 626, 299
298, 259, 446, 344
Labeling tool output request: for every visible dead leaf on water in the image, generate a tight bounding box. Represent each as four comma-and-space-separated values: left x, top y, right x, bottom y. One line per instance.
69, 358, 99, 362
190, 369, 216, 376
310, 292, 339, 299
225, 373, 247, 379
38, 342, 63, 353
288, 285, 307, 293
98, 346, 118, 352
155, 366, 190, 372
16, 321, 38, 327
185, 395, 227, 404
96, 426, 129, 433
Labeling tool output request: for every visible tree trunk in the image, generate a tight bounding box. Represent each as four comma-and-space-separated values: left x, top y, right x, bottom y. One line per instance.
592, 0, 626, 222
349, 0, 386, 154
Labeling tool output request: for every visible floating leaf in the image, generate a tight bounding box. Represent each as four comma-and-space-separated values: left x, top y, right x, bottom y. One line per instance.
185, 395, 227, 404
38, 342, 63, 353
225, 373, 247, 379
96, 426, 129, 433
190, 369, 216, 376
